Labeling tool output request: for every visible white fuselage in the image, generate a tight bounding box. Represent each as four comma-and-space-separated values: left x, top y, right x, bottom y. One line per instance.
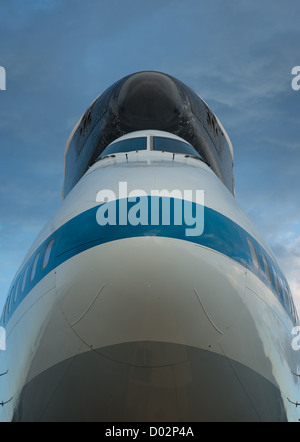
0, 131, 299, 422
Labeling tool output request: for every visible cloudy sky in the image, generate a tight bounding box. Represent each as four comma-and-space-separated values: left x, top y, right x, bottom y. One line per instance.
0, 0, 300, 314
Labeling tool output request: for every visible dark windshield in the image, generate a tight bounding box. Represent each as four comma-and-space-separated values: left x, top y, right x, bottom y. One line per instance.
99, 137, 147, 158
98, 135, 202, 160
153, 137, 201, 158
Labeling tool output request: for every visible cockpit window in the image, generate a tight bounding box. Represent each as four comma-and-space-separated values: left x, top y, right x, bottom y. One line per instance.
97, 135, 203, 161
99, 137, 147, 158
153, 137, 201, 158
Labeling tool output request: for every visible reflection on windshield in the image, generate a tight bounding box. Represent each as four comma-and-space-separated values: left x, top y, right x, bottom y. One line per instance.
153, 137, 201, 158
99, 137, 147, 158
98, 135, 202, 159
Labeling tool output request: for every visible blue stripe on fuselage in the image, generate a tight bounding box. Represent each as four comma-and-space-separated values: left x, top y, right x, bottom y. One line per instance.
0, 197, 294, 326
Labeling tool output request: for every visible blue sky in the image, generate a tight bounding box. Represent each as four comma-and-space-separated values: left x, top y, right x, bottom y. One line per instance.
0, 0, 300, 313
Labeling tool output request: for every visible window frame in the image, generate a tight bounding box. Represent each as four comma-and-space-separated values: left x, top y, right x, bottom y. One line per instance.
152, 136, 201, 158
271, 265, 281, 297
21, 264, 30, 293
261, 253, 271, 283
282, 280, 290, 310
42, 238, 54, 270
247, 238, 260, 270
13, 275, 21, 304
99, 137, 147, 158
7, 285, 15, 315
3, 297, 9, 323
30, 251, 41, 282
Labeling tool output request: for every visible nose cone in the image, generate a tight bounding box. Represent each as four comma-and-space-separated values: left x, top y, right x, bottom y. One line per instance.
56, 236, 245, 367
117, 71, 183, 132
52, 237, 261, 421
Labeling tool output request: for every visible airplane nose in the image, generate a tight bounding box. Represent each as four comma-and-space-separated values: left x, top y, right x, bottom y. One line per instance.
51, 236, 259, 422
56, 236, 246, 367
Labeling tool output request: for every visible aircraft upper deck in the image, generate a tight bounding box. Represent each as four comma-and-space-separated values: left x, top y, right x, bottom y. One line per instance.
63, 71, 234, 198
